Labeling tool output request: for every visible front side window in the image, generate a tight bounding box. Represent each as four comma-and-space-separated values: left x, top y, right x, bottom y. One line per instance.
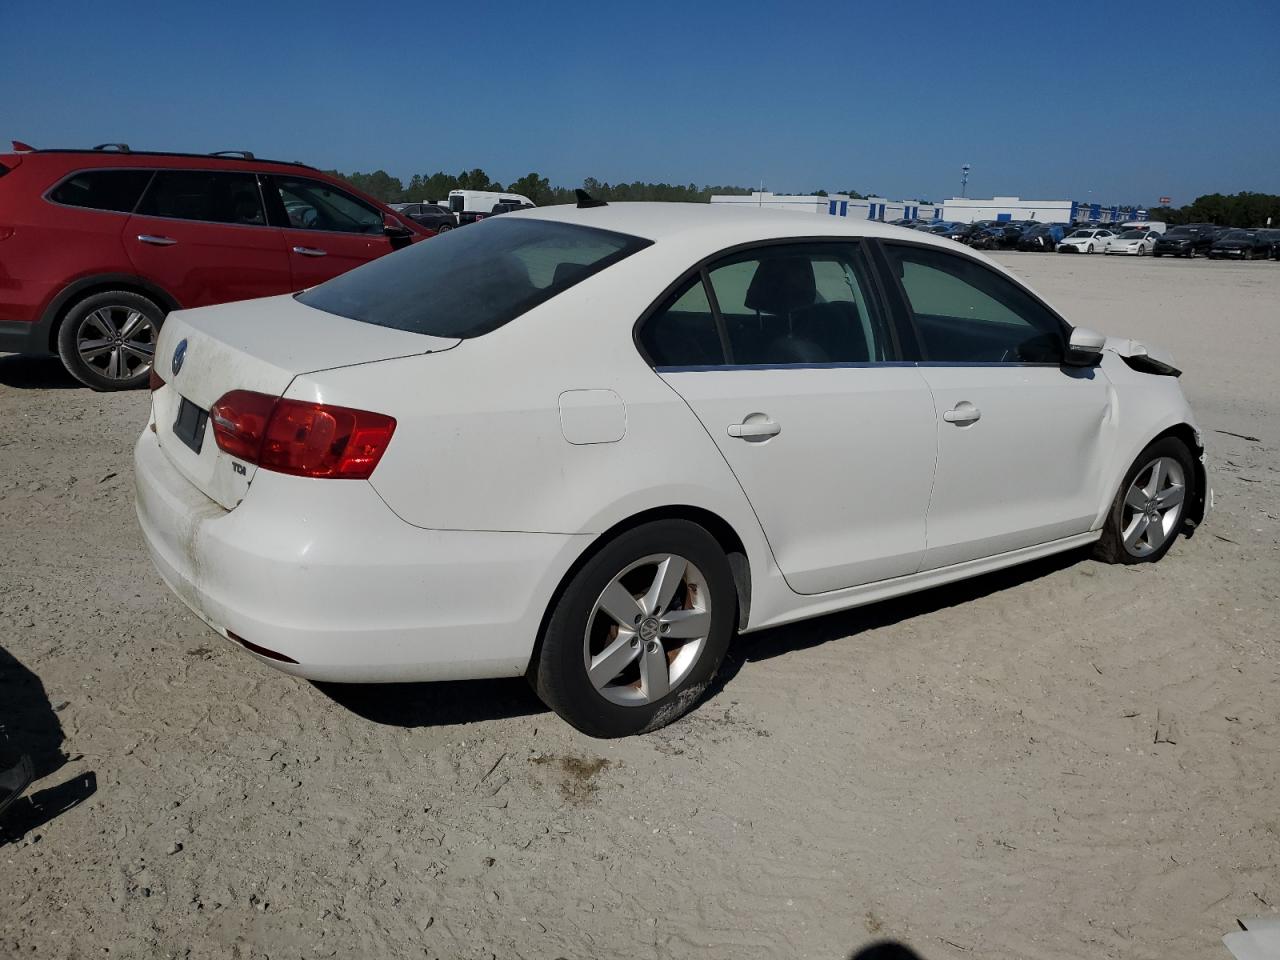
883, 244, 1064, 364
639, 243, 891, 367
136, 170, 265, 225
297, 218, 651, 338
273, 176, 383, 234
48, 169, 154, 213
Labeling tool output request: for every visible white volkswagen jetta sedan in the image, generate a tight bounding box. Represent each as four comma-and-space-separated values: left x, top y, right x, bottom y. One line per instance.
134, 201, 1207, 737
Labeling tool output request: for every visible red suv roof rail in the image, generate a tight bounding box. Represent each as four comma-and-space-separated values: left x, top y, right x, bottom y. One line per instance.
24, 146, 315, 169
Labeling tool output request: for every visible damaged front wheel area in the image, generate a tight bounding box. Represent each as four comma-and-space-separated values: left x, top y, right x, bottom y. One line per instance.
529, 520, 736, 738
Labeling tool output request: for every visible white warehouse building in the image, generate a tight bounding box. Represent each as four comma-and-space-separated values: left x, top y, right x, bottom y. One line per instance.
710, 192, 1145, 225
940, 197, 1143, 224
710, 192, 939, 222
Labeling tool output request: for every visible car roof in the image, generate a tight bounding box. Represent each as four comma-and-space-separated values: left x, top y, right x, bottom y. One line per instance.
514, 201, 954, 247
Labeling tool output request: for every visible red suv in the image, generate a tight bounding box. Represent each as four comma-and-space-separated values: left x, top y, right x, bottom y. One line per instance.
0, 143, 431, 389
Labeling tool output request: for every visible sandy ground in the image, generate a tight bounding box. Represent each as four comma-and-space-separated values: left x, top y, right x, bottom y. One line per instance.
1, 252, 1277, 960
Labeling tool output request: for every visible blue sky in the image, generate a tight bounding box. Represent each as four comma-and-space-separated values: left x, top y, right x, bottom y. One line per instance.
6, 0, 1278, 205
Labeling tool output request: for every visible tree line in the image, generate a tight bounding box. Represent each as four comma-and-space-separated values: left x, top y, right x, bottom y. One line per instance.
323, 168, 764, 206
1152, 192, 1280, 228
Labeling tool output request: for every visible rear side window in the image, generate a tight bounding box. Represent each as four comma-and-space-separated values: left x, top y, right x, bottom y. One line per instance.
48, 169, 153, 212
137, 170, 265, 225
638, 243, 890, 367
297, 218, 652, 338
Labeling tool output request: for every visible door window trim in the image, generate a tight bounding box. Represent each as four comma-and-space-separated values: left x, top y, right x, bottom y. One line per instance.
867, 238, 1073, 366
632, 237, 903, 371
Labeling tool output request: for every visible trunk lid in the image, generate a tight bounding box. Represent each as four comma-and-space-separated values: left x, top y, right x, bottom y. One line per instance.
151, 294, 459, 509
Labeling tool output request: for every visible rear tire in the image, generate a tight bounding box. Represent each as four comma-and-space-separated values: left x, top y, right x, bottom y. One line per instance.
530, 520, 736, 737
56, 290, 164, 391
1093, 437, 1195, 565
436, 223, 453, 233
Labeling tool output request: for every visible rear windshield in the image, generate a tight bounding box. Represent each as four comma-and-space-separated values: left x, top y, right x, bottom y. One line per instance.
297, 217, 652, 338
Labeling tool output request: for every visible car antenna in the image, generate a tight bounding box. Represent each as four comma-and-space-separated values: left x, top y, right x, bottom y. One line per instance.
575, 189, 607, 209
11, 140, 36, 152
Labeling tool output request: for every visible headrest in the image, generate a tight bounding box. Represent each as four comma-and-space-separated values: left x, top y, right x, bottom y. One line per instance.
552, 261, 590, 287
744, 257, 816, 315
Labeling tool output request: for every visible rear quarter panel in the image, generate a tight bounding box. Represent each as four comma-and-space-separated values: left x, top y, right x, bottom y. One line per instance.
281, 241, 781, 611
0, 160, 135, 325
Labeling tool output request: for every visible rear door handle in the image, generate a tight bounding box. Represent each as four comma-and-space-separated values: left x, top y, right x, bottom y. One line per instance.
138, 234, 177, 246
942, 401, 981, 425
292, 246, 327, 257
727, 419, 781, 439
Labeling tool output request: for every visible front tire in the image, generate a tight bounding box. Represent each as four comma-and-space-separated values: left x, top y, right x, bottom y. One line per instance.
530, 520, 736, 737
1094, 437, 1195, 565
56, 290, 164, 390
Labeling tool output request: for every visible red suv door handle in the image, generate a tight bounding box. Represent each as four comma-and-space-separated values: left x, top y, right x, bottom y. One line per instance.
137, 234, 177, 246
292, 246, 327, 257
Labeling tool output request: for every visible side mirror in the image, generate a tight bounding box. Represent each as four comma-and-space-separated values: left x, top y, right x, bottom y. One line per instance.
1066, 326, 1106, 365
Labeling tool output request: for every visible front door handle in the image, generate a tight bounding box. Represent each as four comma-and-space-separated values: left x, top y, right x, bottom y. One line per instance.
138, 234, 177, 246
727, 418, 781, 440
942, 401, 981, 425
292, 246, 328, 257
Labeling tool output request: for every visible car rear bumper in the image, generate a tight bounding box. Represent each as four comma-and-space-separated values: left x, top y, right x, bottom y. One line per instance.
134, 426, 588, 683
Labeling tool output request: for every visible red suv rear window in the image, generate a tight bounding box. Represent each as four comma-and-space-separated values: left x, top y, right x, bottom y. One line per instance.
48, 169, 154, 212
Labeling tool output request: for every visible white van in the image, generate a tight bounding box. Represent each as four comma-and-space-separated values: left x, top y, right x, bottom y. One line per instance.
1122, 220, 1167, 235
448, 189, 535, 224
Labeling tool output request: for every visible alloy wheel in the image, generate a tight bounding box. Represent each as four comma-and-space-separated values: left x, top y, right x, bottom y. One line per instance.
76, 305, 157, 382
1121, 457, 1186, 558
583, 553, 711, 706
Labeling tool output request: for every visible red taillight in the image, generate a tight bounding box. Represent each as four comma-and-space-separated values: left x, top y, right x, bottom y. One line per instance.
209, 390, 276, 461
209, 390, 396, 480
149, 367, 165, 391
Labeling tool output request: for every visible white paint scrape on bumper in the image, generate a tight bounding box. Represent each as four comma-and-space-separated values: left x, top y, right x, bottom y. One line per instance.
134, 428, 586, 683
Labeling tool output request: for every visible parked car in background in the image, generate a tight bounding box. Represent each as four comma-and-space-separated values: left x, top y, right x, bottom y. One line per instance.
1105, 229, 1159, 257
1018, 223, 1067, 251
397, 202, 457, 232
0, 142, 430, 389
1058, 227, 1116, 254
134, 203, 1206, 737
448, 189, 535, 225
968, 223, 1026, 251
1121, 220, 1166, 235
1254, 228, 1280, 259
1208, 229, 1271, 260
1153, 225, 1218, 258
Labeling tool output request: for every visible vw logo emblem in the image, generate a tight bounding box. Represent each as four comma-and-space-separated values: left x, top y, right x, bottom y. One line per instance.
172, 338, 188, 377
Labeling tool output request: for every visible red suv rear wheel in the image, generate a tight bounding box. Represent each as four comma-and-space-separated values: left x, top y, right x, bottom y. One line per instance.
56, 290, 164, 391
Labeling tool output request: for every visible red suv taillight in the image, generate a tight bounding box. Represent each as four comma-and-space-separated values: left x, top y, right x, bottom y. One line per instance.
209, 390, 396, 480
